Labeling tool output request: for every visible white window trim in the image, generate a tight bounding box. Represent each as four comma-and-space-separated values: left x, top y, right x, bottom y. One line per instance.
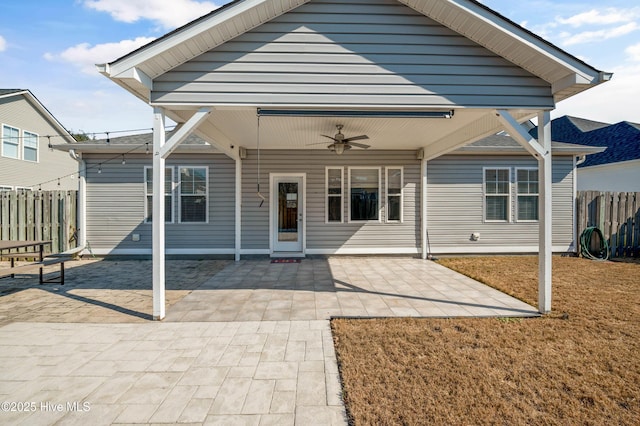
483, 167, 511, 223
178, 165, 209, 224
144, 166, 175, 224
515, 167, 539, 223
385, 166, 404, 223
325, 166, 344, 224
23, 130, 39, 163
1, 124, 20, 160
348, 166, 382, 223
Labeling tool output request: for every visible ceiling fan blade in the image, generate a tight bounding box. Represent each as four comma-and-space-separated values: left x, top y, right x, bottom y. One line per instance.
343, 135, 369, 142
321, 134, 338, 142
349, 142, 371, 149
306, 141, 332, 146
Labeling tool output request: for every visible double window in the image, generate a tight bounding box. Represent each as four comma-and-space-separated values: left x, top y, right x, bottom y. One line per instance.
483, 167, 539, 222
325, 166, 403, 223
144, 166, 208, 223
1, 124, 38, 162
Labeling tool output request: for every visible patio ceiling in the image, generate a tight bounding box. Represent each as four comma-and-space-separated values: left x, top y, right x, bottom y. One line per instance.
168, 106, 535, 157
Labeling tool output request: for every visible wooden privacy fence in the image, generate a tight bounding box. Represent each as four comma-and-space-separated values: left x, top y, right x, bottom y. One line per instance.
0, 190, 78, 254
576, 191, 640, 258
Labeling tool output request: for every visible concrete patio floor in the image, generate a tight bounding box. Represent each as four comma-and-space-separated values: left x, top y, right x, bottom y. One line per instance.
0, 256, 538, 425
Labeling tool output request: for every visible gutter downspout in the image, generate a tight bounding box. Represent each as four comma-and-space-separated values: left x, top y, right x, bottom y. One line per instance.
69, 149, 87, 256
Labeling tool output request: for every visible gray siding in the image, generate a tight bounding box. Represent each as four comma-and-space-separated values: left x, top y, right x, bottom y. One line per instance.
241, 150, 420, 251
427, 155, 575, 253
0, 95, 77, 190
84, 153, 235, 252
152, 0, 552, 108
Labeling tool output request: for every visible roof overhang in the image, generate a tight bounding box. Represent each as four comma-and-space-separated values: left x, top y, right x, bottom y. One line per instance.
453, 141, 607, 156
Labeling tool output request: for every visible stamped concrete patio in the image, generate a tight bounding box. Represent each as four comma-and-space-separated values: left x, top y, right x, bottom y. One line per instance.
0, 256, 537, 425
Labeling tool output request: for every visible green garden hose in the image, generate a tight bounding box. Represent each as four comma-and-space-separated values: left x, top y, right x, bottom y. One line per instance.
579, 227, 609, 261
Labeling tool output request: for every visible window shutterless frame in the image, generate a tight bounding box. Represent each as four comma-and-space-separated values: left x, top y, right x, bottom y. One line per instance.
144, 166, 175, 223
178, 166, 209, 223
483, 167, 511, 222
325, 166, 343, 223
1, 124, 20, 159
348, 166, 381, 223
385, 167, 403, 223
23, 131, 39, 162
515, 167, 539, 222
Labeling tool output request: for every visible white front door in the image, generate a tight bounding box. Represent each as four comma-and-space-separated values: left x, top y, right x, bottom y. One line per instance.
271, 175, 304, 254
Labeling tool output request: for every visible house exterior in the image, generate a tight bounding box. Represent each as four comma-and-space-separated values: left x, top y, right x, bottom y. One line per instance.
0, 89, 78, 190
73, 0, 611, 317
58, 132, 602, 256
532, 116, 640, 192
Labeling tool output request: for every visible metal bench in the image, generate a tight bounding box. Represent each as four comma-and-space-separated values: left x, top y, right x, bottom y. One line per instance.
0, 253, 70, 285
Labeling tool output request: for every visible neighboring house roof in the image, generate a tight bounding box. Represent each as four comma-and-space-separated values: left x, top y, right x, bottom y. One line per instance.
531, 116, 640, 168
0, 89, 77, 145
55, 131, 215, 154
98, 0, 610, 105
457, 134, 605, 156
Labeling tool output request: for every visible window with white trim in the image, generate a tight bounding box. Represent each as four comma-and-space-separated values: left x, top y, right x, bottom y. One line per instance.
516, 168, 539, 221
484, 168, 510, 222
349, 167, 380, 222
144, 167, 174, 223
2, 125, 19, 159
386, 167, 403, 222
179, 166, 208, 223
326, 167, 343, 223
23, 131, 38, 162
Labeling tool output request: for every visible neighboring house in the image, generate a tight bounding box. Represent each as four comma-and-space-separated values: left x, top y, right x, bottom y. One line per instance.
0, 89, 78, 190
531, 116, 640, 192
60, 0, 611, 315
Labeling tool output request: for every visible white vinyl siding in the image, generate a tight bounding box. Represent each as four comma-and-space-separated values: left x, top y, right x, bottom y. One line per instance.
326, 167, 343, 223
349, 167, 381, 222
2, 124, 19, 159
516, 168, 539, 221
179, 166, 208, 223
386, 167, 403, 222
484, 168, 510, 222
144, 166, 174, 223
23, 131, 38, 162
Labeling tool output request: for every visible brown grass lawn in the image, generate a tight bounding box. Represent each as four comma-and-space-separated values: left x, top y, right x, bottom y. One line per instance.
331, 256, 639, 425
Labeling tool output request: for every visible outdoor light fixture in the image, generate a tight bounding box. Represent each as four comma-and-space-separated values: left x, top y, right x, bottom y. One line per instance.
330, 143, 349, 155
257, 109, 454, 118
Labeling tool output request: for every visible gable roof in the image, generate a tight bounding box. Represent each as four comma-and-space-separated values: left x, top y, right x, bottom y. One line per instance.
531, 116, 640, 168
98, 0, 610, 105
0, 89, 77, 145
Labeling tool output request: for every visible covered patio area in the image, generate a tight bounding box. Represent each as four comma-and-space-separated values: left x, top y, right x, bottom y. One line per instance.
165, 256, 537, 322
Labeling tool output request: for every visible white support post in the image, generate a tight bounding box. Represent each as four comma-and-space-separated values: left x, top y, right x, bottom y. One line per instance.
537, 111, 552, 313
421, 158, 428, 259
152, 107, 167, 320
235, 156, 242, 261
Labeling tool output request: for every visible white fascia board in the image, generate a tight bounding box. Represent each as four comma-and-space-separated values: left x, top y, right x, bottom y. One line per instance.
112, 67, 153, 90
495, 110, 546, 157
106, 0, 310, 78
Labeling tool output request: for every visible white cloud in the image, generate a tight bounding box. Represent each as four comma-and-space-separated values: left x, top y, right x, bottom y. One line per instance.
562, 22, 639, 46
0, 35, 6, 52
44, 37, 155, 75
556, 8, 639, 27
82, 0, 219, 29
626, 43, 640, 62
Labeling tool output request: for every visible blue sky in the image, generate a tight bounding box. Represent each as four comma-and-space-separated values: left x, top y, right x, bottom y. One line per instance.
1, 0, 639, 137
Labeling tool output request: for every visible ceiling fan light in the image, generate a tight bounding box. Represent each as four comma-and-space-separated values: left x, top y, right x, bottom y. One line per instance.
334, 144, 345, 155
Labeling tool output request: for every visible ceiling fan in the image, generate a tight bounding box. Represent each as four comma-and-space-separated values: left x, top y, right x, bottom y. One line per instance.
318, 125, 370, 154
